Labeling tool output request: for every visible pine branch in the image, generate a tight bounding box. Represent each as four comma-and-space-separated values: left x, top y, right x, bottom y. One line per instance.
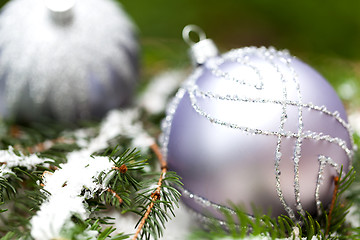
133, 167, 167, 240
23, 109, 176, 239
95, 148, 147, 208
48, 143, 181, 239
132, 143, 181, 240
29, 146, 148, 239
0, 176, 16, 203
0, 121, 71, 151
132, 143, 167, 240
0, 167, 45, 238
59, 215, 129, 240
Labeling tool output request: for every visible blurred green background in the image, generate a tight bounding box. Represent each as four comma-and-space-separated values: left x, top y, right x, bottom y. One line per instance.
120, 0, 360, 110
1, 0, 359, 109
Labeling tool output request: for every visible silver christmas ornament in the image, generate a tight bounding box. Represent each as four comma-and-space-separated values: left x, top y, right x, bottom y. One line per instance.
0, 0, 139, 122
161, 25, 354, 221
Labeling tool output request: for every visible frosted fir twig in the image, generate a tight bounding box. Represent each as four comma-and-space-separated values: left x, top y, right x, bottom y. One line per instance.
30, 153, 114, 240
132, 143, 167, 240
30, 109, 154, 239
0, 146, 53, 177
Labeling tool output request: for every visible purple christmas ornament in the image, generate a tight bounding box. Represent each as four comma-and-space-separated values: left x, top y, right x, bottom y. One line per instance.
161, 25, 354, 221
0, 0, 139, 123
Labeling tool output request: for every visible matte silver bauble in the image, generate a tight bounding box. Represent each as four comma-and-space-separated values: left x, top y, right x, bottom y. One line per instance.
161, 26, 353, 221
0, 0, 139, 122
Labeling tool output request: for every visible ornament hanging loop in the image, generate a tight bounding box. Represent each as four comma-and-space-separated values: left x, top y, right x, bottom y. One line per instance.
182, 24, 219, 66
182, 25, 207, 46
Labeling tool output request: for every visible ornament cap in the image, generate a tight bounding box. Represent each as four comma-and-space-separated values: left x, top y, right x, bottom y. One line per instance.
45, 0, 75, 25
182, 25, 218, 65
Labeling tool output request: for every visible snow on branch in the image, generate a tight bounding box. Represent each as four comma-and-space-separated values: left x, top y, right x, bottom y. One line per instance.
30, 109, 154, 239
0, 146, 53, 177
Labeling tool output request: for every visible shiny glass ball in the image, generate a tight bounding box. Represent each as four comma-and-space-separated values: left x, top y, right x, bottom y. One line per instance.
161, 46, 353, 220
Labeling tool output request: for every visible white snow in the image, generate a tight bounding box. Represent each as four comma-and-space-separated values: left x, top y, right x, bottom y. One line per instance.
30, 194, 87, 239
30, 152, 114, 240
88, 109, 154, 154
0, 146, 53, 177
138, 70, 185, 114
30, 109, 154, 239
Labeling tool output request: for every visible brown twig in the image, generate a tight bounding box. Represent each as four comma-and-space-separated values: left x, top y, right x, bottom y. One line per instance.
150, 143, 167, 170
326, 176, 339, 236
107, 188, 123, 204
132, 143, 167, 240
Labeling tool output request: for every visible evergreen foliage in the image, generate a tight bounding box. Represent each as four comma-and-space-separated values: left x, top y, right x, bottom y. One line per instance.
132, 170, 182, 239
0, 116, 182, 239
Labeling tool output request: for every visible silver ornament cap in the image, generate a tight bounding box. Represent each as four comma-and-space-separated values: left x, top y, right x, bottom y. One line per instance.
45, 0, 75, 24
182, 25, 219, 65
